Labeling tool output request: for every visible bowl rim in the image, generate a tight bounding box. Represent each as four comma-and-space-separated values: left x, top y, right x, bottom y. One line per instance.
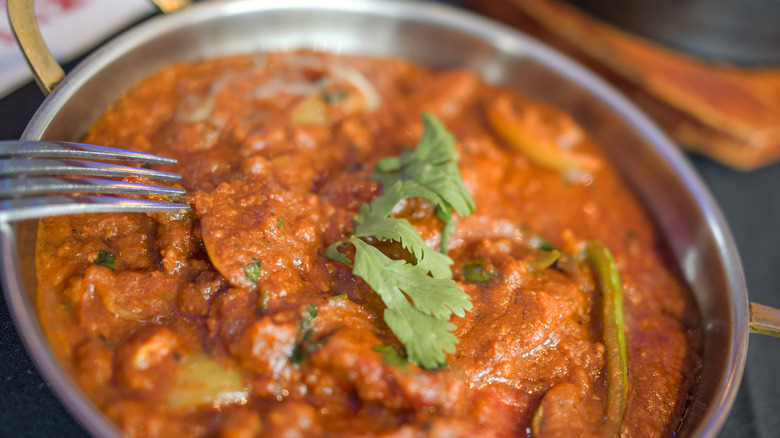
3, 0, 749, 436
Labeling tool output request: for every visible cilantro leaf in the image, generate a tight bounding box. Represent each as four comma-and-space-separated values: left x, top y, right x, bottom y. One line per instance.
324, 114, 475, 369
352, 211, 453, 279
384, 304, 458, 370
352, 241, 471, 319
352, 242, 461, 369
375, 113, 476, 219
324, 242, 353, 267
374, 345, 407, 368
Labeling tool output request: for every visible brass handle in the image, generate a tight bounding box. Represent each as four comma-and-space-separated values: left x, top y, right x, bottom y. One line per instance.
749, 302, 780, 337
6, 0, 192, 96
150, 0, 191, 13
6, 0, 65, 95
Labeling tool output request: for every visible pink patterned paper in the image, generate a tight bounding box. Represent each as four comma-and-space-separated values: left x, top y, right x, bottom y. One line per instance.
0, 0, 156, 98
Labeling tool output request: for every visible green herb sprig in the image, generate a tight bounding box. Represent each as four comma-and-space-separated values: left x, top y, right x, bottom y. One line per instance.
374, 114, 476, 252
325, 113, 475, 369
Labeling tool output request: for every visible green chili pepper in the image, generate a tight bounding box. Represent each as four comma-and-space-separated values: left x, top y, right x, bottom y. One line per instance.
486, 96, 601, 173
463, 259, 498, 282
528, 250, 560, 272
520, 225, 559, 252
585, 241, 628, 437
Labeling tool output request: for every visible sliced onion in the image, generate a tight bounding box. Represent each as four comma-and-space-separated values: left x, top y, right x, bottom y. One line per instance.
334, 66, 381, 111
167, 352, 248, 410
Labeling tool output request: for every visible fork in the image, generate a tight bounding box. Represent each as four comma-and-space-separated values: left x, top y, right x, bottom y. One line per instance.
0, 140, 189, 222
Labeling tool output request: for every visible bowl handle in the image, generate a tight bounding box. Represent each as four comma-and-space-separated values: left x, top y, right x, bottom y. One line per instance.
6, 0, 65, 96
6, 0, 190, 96
150, 0, 191, 13
750, 302, 780, 337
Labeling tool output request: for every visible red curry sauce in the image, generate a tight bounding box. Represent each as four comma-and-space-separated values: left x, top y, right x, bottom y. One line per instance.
35, 52, 701, 437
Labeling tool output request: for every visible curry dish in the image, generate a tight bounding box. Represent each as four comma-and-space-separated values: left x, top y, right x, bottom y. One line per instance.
35, 52, 701, 437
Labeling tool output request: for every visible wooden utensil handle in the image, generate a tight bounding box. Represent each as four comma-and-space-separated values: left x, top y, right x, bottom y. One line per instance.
750, 302, 780, 337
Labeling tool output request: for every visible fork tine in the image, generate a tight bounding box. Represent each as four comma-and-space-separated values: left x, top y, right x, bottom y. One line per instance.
0, 196, 190, 222
0, 141, 187, 222
0, 141, 177, 165
0, 177, 187, 199
0, 158, 181, 181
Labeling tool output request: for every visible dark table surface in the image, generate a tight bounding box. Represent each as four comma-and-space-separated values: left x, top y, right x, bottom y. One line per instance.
1, 1, 779, 437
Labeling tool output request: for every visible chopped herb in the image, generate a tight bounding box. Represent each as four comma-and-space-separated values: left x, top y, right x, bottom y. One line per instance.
325, 114, 474, 369
95, 250, 115, 270
289, 305, 317, 365
322, 90, 350, 105
329, 293, 348, 301
289, 305, 336, 366
300, 304, 317, 336
244, 259, 262, 284
374, 345, 407, 368
290, 331, 336, 366
463, 259, 499, 282
288, 347, 305, 366
277, 217, 284, 229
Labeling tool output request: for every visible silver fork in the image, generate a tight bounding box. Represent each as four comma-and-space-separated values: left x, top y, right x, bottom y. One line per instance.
0, 140, 189, 222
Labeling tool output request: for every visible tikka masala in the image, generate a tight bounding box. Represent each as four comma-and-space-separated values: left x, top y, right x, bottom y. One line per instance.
35, 52, 701, 437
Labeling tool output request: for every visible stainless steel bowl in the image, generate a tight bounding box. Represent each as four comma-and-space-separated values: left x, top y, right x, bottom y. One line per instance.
0, 0, 750, 436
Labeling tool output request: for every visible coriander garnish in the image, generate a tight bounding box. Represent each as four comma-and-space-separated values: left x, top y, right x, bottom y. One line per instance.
243, 258, 262, 284
374, 113, 476, 253
374, 345, 407, 368
95, 250, 115, 270
325, 113, 475, 370
289, 305, 336, 366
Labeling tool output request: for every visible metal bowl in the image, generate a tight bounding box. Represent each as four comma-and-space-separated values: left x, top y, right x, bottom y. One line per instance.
0, 0, 749, 436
